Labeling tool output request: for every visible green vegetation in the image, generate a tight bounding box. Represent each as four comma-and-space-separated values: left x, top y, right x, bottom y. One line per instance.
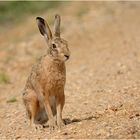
0, 1, 61, 26
77, 6, 89, 18
0, 72, 10, 84
7, 97, 17, 103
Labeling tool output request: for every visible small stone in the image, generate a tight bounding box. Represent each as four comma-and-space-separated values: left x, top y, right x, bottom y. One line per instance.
135, 113, 140, 117
63, 132, 68, 135
16, 135, 21, 139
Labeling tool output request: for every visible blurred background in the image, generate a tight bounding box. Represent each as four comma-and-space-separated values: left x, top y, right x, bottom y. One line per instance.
0, 1, 140, 139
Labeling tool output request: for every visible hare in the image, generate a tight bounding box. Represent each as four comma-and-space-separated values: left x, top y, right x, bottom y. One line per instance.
22, 14, 70, 130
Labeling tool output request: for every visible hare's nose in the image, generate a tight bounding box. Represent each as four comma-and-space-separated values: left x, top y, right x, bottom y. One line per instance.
64, 55, 69, 60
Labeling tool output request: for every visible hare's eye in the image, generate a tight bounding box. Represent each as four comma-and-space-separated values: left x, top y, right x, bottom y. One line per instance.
52, 44, 56, 49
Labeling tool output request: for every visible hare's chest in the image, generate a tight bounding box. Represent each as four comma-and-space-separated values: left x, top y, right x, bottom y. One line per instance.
40, 63, 66, 91
49, 71, 65, 86
42, 71, 66, 94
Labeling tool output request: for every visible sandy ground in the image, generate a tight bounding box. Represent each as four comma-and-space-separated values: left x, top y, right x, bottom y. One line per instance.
0, 2, 140, 139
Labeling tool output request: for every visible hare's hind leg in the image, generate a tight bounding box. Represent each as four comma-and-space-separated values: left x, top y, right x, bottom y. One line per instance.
23, 90, 43, 130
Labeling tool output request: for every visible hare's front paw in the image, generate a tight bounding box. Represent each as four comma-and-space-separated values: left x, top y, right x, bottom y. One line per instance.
48, 118, 57, 131
57, 118, 65, 129
30, 123, 43, 131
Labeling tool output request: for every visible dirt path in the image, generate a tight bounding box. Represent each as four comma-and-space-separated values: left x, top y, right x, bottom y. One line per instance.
0, 2, 140, 139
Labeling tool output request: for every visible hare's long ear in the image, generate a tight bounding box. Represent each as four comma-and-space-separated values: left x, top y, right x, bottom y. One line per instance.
36, 17, 52, 41
54, 14, 61, 37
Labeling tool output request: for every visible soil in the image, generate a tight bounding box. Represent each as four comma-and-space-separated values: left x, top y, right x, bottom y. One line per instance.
0, 2, 140, 139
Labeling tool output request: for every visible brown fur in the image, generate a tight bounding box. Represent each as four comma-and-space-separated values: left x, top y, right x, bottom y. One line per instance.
22, 15, 70, 130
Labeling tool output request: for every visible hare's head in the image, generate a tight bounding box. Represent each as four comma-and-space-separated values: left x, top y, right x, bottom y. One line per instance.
36, 15, 70, 61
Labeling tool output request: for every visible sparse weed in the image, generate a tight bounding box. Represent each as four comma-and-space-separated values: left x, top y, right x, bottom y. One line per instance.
4, 55, 14, 64
0, 72, 10, 84
77, 6, 89, 18
7, 97, 17, 103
